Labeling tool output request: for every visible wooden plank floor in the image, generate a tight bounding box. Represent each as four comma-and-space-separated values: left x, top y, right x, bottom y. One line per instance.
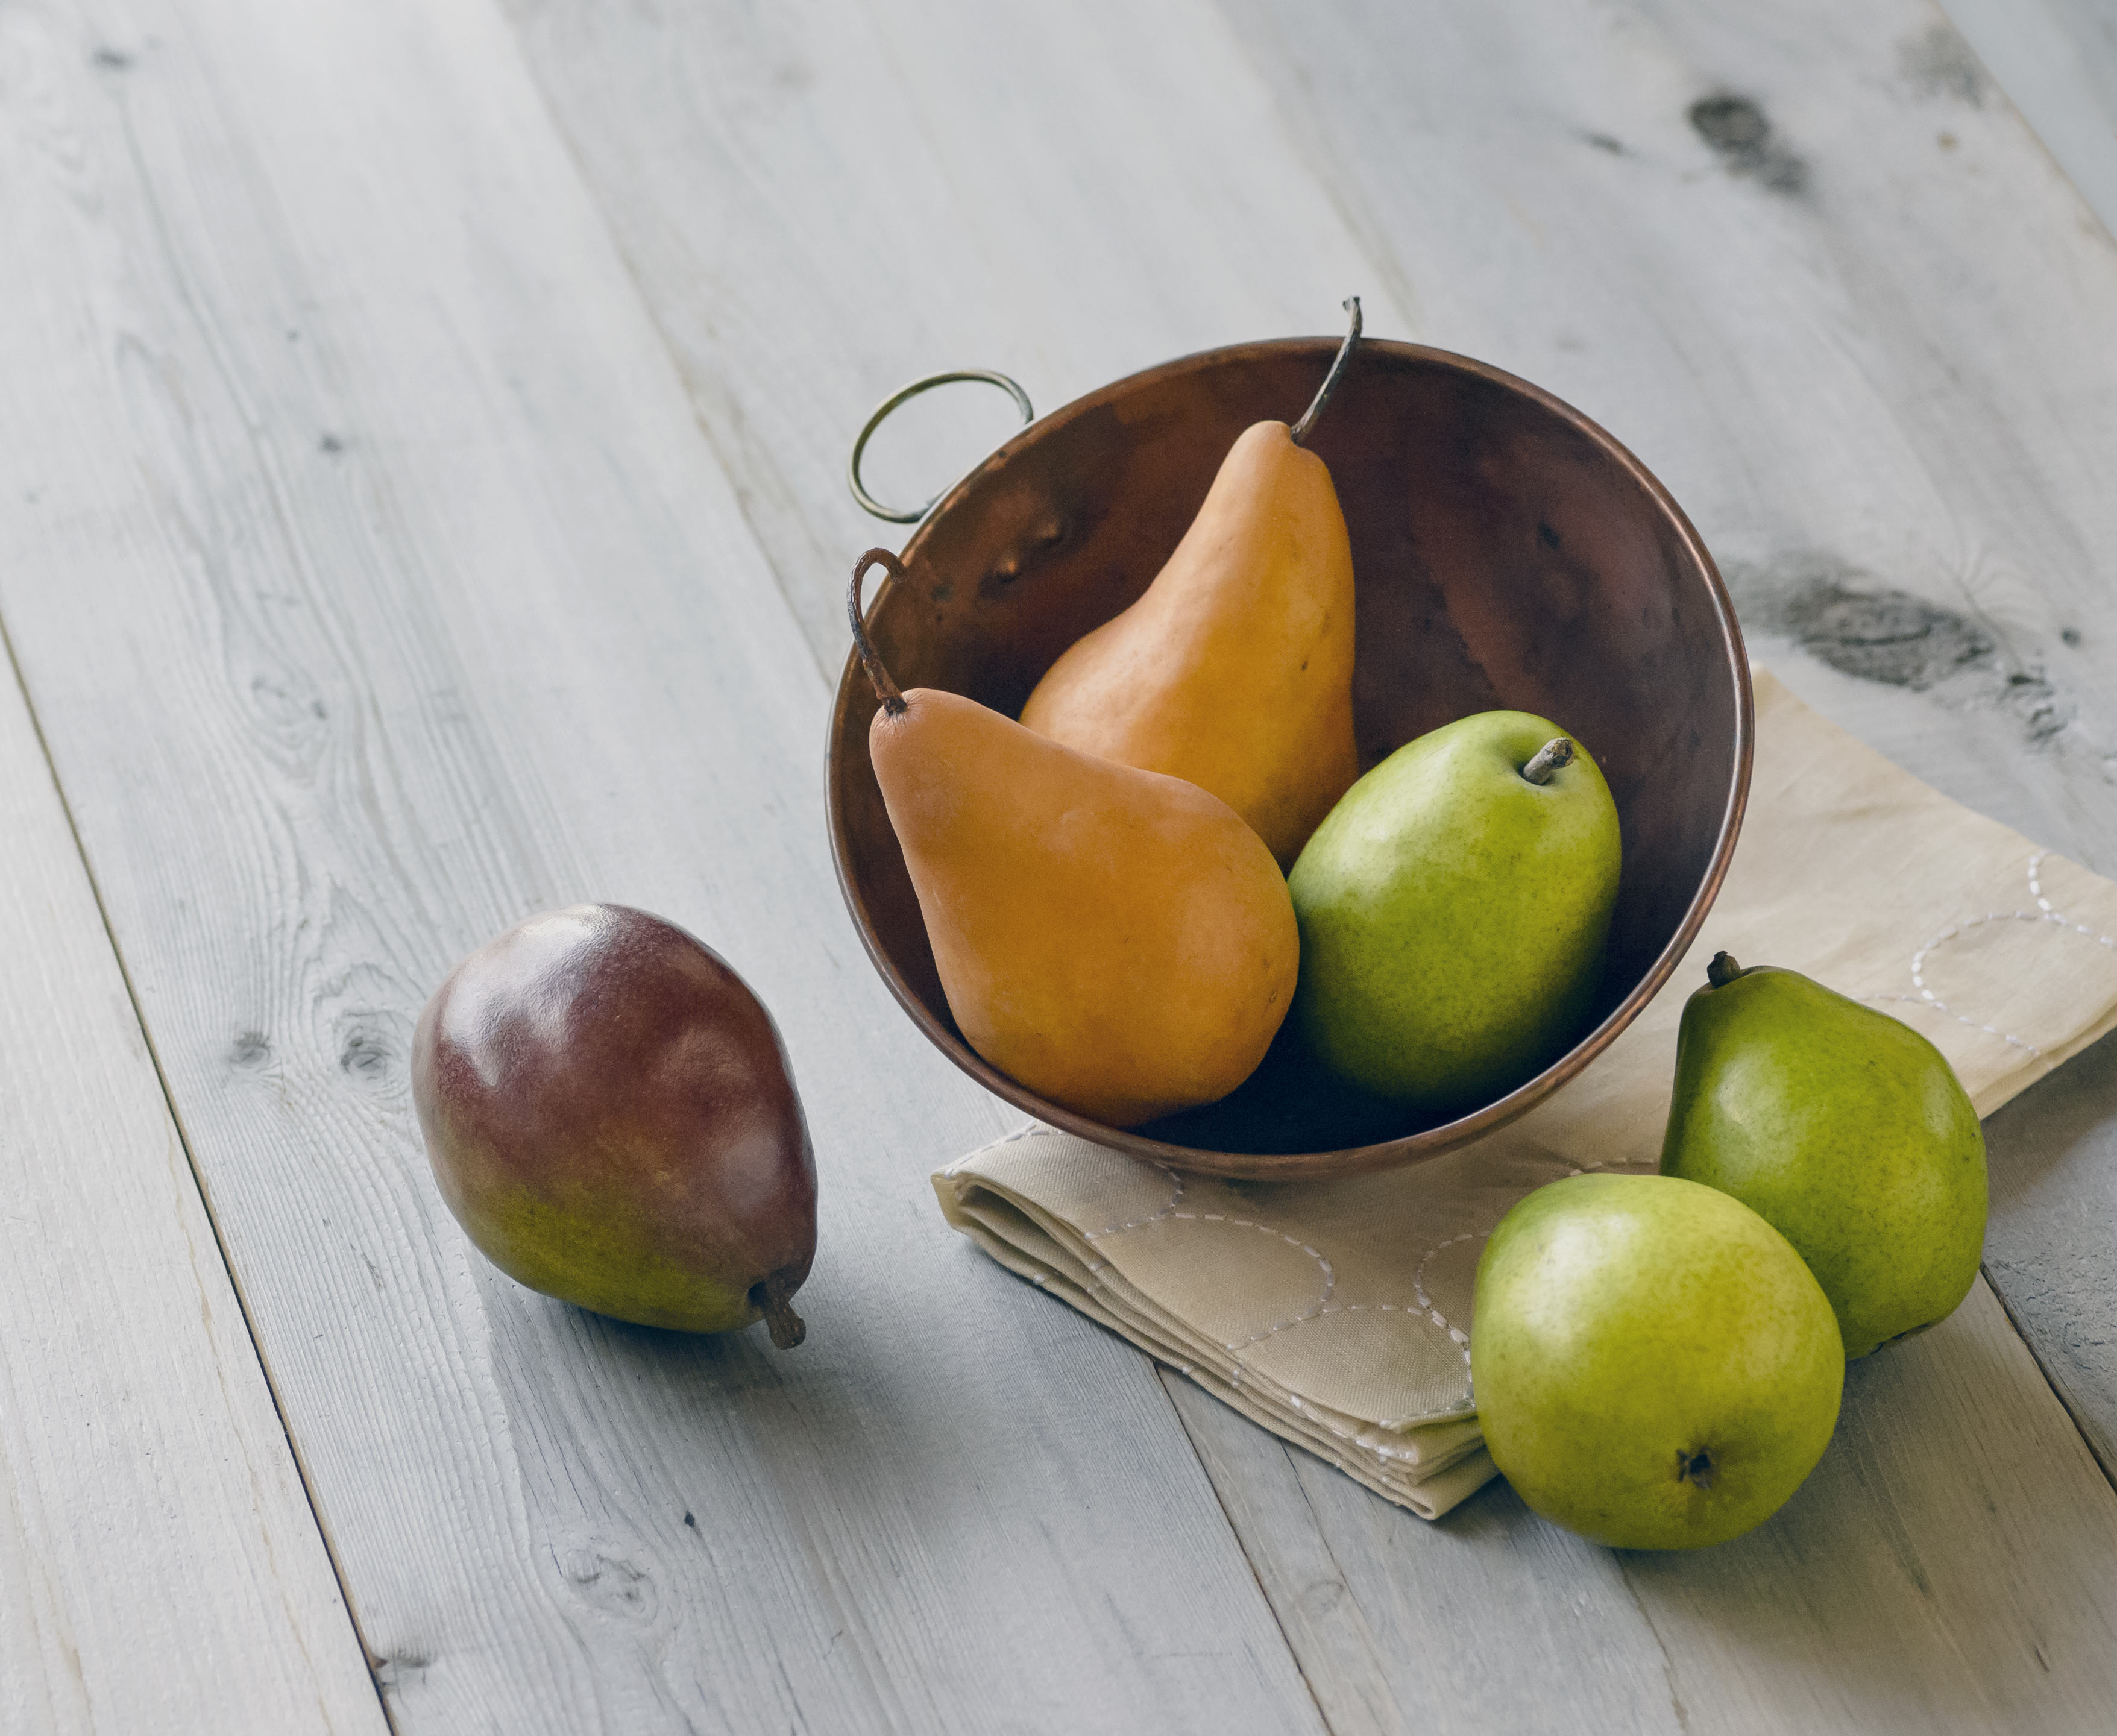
1174, 1278, 2117, 1735
508, 8, 2117, 1726
1, 0, 2115, 1729
0, 3, 1324, 1731
1946, 0, 2117, 241
0, 644, 383, 1726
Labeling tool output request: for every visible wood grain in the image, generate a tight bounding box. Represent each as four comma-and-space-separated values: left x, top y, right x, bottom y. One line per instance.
1983, 1024, 2117, 1479
0, 649, 383, 1729
508, 0, 2117, 883
1171, 1277, 2117, 1735
1205, 0, 2117, 876
505, 0, 2117, 1725
496, 0, 1400, 670
0, 2, 1327, 1731
1165, 1376, 1687, 1736
1943, 0, 2117, 243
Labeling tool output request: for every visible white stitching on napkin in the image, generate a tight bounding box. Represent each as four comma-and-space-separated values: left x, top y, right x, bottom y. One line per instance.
1229, 1297, 1426, 1349
1212, 1212, 1521, 1368
1880, 852, 2117, 1061
1075, 1169, 1348, 1350
1911, 913, 2056, 1051
1082, 1168, 1184, 1240
1204, 1219, 1336, 1347
1231, 1305, 1339, 1349
1414, 1230, 1491, 1367
1858, 992, 2042, 1058
2031, 851, 2117, 951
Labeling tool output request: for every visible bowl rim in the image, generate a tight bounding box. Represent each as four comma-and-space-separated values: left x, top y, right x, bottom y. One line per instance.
826, 335, 1754, 1179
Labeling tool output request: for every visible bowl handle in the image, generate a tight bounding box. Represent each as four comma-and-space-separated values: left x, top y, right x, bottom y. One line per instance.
846, 370, 1034, 523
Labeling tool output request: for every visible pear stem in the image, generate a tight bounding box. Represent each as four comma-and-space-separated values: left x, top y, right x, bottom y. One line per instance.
759, 1268, 807, 1350
1706, 951, 1744, 989
1520, 737, 1574, 785
849, 549, 908, 717
1289, 297, 1364, 447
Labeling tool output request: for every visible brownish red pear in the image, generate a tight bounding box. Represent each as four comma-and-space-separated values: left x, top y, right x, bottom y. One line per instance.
412, 904, 817, 1345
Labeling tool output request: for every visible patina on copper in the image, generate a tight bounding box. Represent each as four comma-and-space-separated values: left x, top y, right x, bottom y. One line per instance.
826, 338, 1754, 1180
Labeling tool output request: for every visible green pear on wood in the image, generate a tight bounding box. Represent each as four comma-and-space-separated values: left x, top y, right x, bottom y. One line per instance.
1659, 952, 1988, 1359
1288, 709, 1620, 1116
1473, 1172, 1845, 1550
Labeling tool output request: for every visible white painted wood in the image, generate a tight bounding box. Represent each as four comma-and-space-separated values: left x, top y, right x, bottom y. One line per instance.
1209, 0, 2117, 875
3, 0, 2113, 1726
495, 0, 1404, 669
1171, 1277, 2117, 1735
505, 0, 2117, 884
1941, 0, 2117, 244
0, 1, 1330, 1731
1983, 1024, 2117, 1477
505, 0, 2117, 1724
1622, 1279, 2117, 1733
1165, 1375, 1686, 1736
0, 662, 385, 1731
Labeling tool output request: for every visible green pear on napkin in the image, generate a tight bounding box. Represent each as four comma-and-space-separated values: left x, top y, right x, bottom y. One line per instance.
934, 673, 2117, 1524
1659, 952, 1988, 1357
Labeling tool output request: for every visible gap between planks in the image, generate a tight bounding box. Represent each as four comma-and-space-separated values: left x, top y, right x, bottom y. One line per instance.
0, 602, 386, 1728
499, 0, 2117, 1728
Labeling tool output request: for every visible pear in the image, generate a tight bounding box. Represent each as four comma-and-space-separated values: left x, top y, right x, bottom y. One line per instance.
852, 553, 1298, 1128
412, 905, 816, 1345
1018, 301, 1365, 867
1474, 1174, 1843, 1550
1659, 953, 1988, 1358
1288, 711, 1620, 1116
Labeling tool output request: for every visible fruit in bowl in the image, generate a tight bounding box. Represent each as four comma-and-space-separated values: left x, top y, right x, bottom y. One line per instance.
1289, 709, 1620, 1118
1018, 304, 1364, 870
851, 558, 1299, 1129
826, 316, 1751, 1176
845, 304, 1634, 1140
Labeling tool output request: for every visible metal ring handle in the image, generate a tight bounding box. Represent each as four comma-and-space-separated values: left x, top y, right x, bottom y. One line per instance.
847, 369, 1034, 523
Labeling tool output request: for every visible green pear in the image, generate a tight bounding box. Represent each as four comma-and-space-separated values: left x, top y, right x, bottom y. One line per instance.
1659, 953, 1987, 1358
1473, 1172, 1845, 1550
1288, 710, 1620, 1115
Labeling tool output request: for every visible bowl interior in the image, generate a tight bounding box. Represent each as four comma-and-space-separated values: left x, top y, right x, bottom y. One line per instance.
828, 339, 1749, 1177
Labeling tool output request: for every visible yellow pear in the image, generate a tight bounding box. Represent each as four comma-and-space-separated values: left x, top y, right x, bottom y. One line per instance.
1019, 301, 1365, 867
852, 555, 1298, 1127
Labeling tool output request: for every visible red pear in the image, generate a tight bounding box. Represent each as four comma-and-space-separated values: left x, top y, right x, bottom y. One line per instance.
411, 904, 816, 1345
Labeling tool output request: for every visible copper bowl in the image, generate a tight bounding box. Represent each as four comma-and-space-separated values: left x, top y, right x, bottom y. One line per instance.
826, 338, 1752, 1179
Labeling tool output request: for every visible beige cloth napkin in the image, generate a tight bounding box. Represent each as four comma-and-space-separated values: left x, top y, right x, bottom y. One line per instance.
933, 670, 2117, 1517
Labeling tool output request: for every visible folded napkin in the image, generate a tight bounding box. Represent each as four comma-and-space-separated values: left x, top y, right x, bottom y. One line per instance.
934, 669, 2117, 1517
